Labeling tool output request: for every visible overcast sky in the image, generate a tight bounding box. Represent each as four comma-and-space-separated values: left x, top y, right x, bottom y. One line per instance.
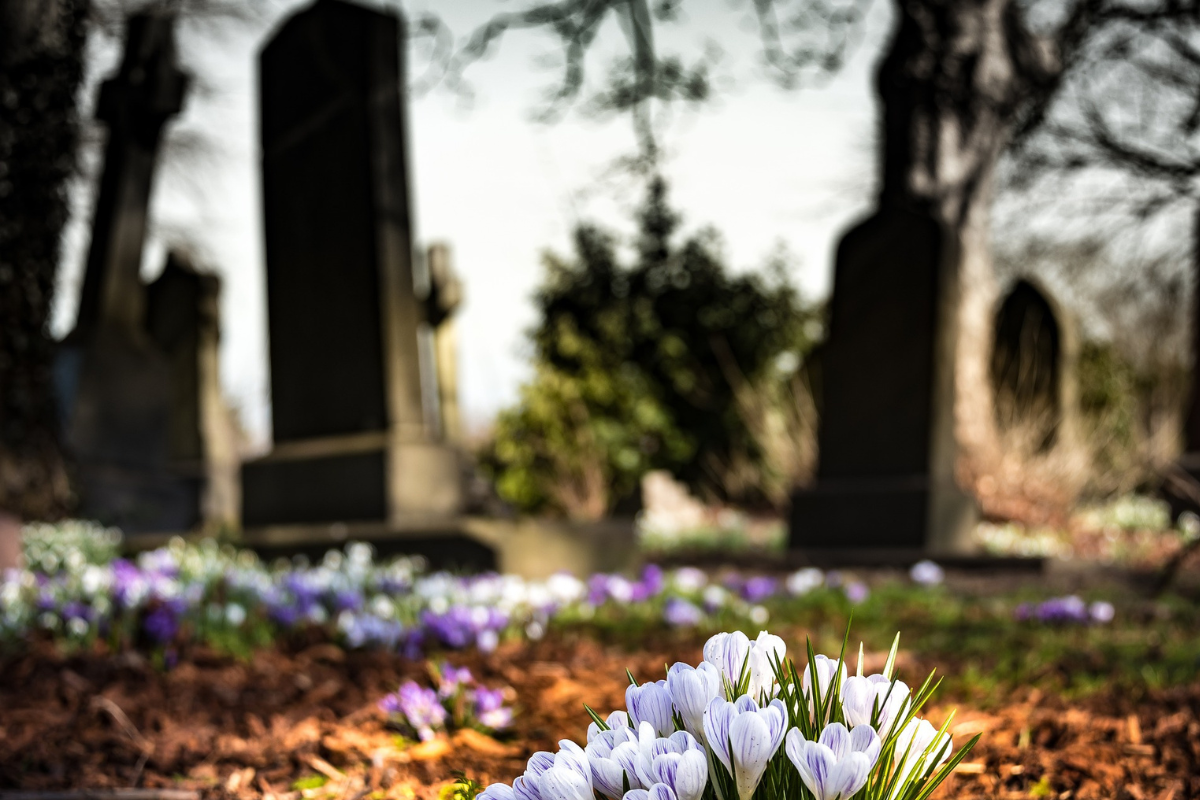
53, 0, 895, 445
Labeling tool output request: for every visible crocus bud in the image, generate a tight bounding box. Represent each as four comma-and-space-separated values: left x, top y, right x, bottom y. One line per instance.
627, 680, 675, 738
667, 662, 722, 741
801, 654, 847, 711
703, 631, 752, 691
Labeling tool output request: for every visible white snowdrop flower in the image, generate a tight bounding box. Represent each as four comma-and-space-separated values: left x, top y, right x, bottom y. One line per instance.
370, 595, 395, 618
225, 603, 247, 627
671, 568, 708, 593
1089, 601, 1115, 623
909, 560, 944, 586
748, 605, 769, 625
787, 568, 825, 596
702, 585, 727, 609
548, 573, 585, 603
526, 620, 546, 641
607, 577, 634, 604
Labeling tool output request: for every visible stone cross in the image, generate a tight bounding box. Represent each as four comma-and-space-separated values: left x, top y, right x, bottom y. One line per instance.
72, 11, 187, 339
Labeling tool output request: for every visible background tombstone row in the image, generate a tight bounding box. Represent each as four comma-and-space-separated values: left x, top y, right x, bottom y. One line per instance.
57, 0, 1101, 560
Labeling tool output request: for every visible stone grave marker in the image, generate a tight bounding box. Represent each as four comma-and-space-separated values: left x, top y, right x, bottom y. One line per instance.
788, 207, 976, 554
990, 278, 1076, 451
57, 11, 214, 534
241, 0, 463, 530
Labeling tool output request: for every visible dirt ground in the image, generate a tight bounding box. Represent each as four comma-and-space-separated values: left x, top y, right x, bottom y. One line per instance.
1, 634, 1196, 800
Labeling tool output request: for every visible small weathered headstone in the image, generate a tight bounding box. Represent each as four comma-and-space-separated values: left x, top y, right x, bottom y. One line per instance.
990, 279, 1066, 450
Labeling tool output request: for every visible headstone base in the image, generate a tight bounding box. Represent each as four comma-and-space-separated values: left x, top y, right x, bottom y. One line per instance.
141, 516, 639, 579
788, 476, 977, 553
241, 437, 464, 527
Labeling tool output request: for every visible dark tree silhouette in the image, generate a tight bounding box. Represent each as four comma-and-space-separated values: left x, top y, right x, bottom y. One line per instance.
0, 1, 90, 551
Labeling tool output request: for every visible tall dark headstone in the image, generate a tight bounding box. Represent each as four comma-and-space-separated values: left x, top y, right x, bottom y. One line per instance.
1169, 211, 1200, 516
788, 208, 976, 554
57, 11, 207, 533
242, 0, 462, 530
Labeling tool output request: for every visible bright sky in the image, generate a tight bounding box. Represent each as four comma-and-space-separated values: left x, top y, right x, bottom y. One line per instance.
53, 0, 895, 445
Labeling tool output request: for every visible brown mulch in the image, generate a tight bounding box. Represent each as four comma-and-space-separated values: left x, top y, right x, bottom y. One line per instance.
1, 636, 1197, 800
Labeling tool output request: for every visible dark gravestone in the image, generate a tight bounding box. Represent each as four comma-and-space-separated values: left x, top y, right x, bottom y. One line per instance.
788, 208, 976, 553
991, 280, 1061, 450
57, 11, 202, 533
242, 0, 461, 529
1170, 212, 1200, 517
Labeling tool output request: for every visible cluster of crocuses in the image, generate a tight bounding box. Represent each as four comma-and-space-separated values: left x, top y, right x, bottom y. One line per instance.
378, 661, 514, 741
1014, 595, 1115, 625
477, 630, 975, 800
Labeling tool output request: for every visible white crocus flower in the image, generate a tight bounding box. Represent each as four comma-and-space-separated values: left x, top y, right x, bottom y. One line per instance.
890, 718, 952, 797
703, 695, 788, 800
785, 723, 880, 800
801, 654, 847, 712
841, 675, 910, 738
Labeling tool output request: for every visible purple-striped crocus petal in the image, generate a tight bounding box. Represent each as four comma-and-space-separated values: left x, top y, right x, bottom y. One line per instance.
818, 722, 853, 761
526, 752, 556, 781
667, 662, 723, 742
785, 732, 835, 800
728, 709, 776, 800
513, 776, 541, 800
588, 726, 639, 758
590, 754, 628, 800
628, 680, 676, 738
552, 740, 592, 792
539, 767, 592, 800
650, 745, 708, 800
479, 785, 516, 800
702, 698, 736, 774
589, 710, 634, 743
703, 631, 752, 691
611, 741, 649, 791
646, 784, 677, 800
841, 677, 876, 729
622, 791, 650, 800
826, 753, 871, 800
849, 724, 881, 766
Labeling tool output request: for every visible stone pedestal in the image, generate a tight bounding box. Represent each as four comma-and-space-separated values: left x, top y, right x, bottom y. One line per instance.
789, 207, 977, 554
242, 0, 462, 531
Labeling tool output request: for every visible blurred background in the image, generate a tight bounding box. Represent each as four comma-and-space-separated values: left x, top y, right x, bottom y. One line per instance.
4, 1, 1200, 797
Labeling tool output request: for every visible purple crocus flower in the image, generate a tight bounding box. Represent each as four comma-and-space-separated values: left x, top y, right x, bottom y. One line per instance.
663, 597, 704, 628
439, 663, 474, 697
143, 605, 179, 643
474, 686, 513, 730
740, 576, 777, 604
379, 682, 447, 741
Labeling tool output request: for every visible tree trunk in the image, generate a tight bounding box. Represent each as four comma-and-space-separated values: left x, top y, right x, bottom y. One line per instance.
0, 0, 90, 563
877, 0, 1057, 481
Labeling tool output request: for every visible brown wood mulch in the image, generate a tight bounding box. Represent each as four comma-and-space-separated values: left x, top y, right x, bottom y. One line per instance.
1, 636, 1196, 800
